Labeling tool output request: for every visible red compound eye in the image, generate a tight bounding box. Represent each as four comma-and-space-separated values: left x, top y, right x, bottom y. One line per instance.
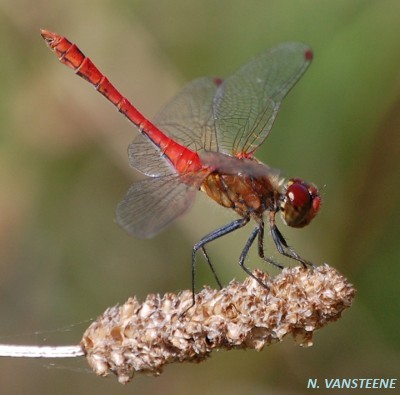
281, 178, 321, 228
287, 182, 310, 208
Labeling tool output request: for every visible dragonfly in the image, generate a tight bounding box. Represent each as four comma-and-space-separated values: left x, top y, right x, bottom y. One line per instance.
41, 29, 321, 296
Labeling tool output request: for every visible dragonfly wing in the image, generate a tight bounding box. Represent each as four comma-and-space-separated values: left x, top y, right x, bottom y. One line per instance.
128, 133, 175, 177
153, 77, 220, 152
116, 174, 196, 238
213, 42, 312, 156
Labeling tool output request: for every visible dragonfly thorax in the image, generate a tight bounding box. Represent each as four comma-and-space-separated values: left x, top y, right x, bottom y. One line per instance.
200, 154, 282, 218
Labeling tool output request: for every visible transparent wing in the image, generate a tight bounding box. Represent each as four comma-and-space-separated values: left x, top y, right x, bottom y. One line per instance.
128, 77, 221, 176
127, 133, 175, 177
153, 77, 220, 152
116, 174, 197, 238
213, 42, 312, 156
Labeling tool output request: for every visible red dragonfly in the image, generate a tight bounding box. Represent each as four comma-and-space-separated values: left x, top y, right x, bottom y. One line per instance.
41, 29, 321, 293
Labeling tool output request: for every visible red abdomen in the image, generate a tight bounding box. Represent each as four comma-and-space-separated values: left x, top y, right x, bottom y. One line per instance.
40, 29, 202, 175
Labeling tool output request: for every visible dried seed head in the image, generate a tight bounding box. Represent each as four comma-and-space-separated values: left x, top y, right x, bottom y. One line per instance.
81, 265, 355, 384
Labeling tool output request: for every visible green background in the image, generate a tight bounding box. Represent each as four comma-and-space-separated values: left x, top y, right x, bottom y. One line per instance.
0, 1, 399, 394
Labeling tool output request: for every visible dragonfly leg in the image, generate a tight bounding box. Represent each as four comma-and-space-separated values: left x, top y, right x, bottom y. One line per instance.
237, 226, 270, 290
257, 220, 284, 269
268, 212, 315, 268
188, 216, 250, 309
200, 246, 223, 289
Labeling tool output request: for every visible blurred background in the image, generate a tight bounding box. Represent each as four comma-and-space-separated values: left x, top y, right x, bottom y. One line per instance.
1, 0, 400, 394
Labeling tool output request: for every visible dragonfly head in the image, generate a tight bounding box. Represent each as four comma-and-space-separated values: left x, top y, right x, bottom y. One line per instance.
280, 178, 321, 228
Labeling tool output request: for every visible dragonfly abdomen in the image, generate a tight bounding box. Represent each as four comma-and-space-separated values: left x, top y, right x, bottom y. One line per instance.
41, 29, 203, 175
